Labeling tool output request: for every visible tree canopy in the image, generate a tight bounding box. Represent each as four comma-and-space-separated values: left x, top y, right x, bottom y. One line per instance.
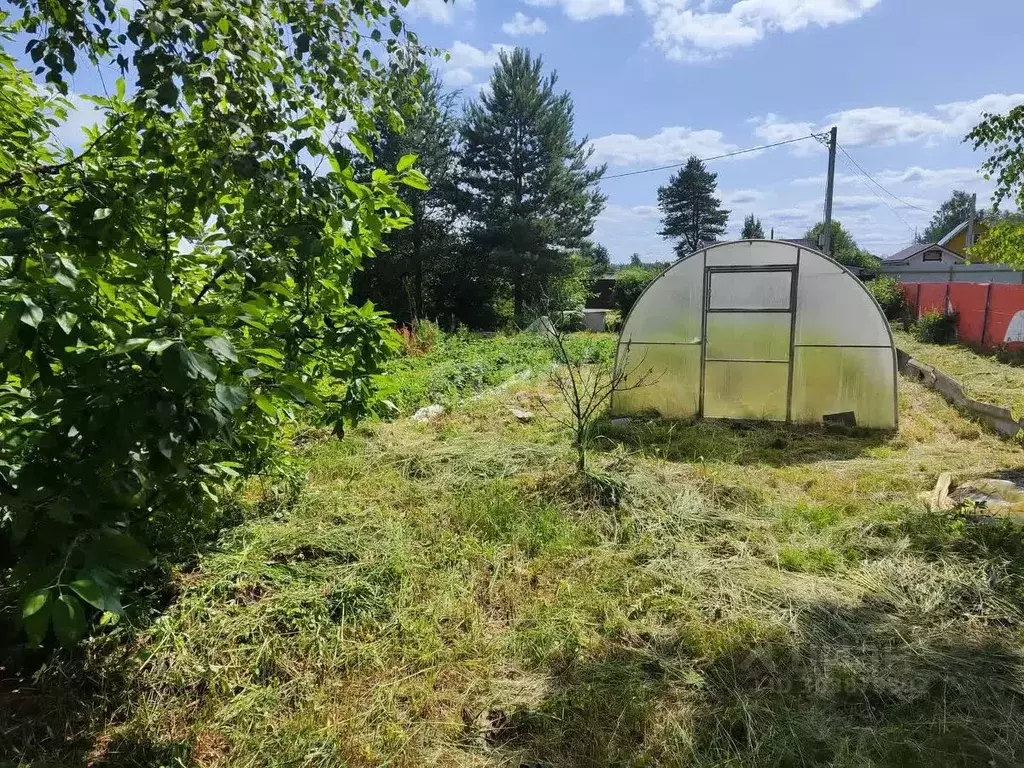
460, 47, 605, 323
804, 221, 879, 270
918, 190, 976, 244
741, 214, 765, 239
967, 105, 1024, 268
657, 157, 729, 257
0, 0, 431, 644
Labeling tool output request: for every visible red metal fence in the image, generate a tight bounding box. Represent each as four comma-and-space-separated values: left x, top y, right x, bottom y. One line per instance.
900, 282, 1024, 349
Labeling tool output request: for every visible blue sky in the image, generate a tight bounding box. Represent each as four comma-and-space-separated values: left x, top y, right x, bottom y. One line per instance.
404, 0, 1024, 261
31, 0, 1024, 263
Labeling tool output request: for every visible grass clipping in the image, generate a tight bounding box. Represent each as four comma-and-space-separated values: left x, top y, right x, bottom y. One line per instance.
5, 363, 1024, 767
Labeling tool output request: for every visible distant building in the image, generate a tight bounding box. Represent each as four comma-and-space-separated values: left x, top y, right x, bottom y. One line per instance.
881, 242, 965, 266
938, 217, 990, 257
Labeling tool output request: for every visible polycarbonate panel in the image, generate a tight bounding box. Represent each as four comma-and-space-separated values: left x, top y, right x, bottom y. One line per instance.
791, 347, 896, 428
795, 255, 892, 346
705, 240, 799, 266
705, 312, 791, 362
709, 271, 792, 310
618, 256, 703, 344
611, 343, 701, 419
703, 361, 789, 421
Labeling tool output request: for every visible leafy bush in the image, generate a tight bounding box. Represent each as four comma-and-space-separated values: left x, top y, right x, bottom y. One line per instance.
915, 310, 959, 344
867, 277, 906, 320
605, 310, 623, 333
613, 267, 656, 314
554, 310, 585, 332
0, 1, 428, 644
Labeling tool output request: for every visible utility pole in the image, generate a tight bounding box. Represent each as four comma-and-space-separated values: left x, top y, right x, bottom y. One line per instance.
822, 126, 838, 256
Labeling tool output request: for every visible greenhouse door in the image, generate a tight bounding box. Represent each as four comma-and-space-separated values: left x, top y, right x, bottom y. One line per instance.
700, 265, 797, 421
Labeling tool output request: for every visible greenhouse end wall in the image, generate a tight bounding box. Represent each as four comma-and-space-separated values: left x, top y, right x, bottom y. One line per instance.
611, 240, 897, 429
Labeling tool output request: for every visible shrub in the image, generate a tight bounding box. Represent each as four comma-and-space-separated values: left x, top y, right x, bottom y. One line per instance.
553, 310, 585, 332
613, 267, 656, 314
867, 277, 906, 321
915, 310, 959, 344
605, 310, 623, 333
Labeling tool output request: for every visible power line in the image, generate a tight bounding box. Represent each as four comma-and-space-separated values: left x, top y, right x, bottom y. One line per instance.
835, 151, 917, 237
836, 144, 931, 213
602, 134, 823, 180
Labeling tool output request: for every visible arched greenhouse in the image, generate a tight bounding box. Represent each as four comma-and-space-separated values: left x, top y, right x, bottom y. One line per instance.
611, 240, 898, 429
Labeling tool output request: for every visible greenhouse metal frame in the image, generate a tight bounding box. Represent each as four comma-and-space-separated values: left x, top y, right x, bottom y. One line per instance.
611, 240, 898, 429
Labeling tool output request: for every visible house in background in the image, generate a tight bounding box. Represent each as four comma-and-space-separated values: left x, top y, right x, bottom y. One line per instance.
881, 242, 965, 267
939, 216, 990, 257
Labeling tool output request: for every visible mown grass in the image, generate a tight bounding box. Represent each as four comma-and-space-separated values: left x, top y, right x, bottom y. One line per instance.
5, 333, 1024, 767
894, 328, 1024, 418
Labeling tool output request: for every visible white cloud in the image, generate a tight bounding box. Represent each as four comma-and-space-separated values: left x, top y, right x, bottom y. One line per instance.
639, 0, 880, 61
502, 11, 548, 35
591, 126, 737, 166
403, 0, 475, 25
525, 0, 626, 22
793, 166, 986, 189
752, 93, 1024, 149
440, 41, 512, 89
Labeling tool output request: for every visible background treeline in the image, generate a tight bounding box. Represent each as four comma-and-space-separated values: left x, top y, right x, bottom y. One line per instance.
354, 49, 608, 329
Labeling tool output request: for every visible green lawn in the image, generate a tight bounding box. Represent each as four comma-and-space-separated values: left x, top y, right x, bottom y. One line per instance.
6, 332, 1024, 767
894, 328, 1024, 419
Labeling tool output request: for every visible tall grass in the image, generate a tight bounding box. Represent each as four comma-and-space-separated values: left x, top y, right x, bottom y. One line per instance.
5, 338, 1024, 766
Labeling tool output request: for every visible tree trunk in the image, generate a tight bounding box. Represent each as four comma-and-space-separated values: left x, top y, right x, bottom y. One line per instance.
513, 265, 524, 325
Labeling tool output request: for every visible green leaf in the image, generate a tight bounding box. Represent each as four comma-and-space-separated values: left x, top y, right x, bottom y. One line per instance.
23, 602, 50, 645
214, 383, 247, 413
20, 298, 43, 327
348, 133, 374, 162
154, 273, 173, 303
399, 170, 430, 191
93, 207, 112, 220
22, 590, 49, 618
254, 393, 276, 416
397, 153, 418, 173
390, 17, 402, 35
56, 311, 78, 334
204, 336, 238, 363
52, 593, 86, 645
146, 338, 175, 354
69, 579, 106, 611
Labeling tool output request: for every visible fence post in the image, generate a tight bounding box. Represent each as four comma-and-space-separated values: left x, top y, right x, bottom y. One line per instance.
981, 282, 993, 348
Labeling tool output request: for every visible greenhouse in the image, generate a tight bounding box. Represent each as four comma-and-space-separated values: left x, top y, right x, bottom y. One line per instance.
611, 240, 898, 429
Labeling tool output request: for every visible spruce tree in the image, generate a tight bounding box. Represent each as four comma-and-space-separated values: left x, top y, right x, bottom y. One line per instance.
657, 156, 729, 256
356, 70, 461, 321
461, 48, 606, 322
741, 214, 765, 239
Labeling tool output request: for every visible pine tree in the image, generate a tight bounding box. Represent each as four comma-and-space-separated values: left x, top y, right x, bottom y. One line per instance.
657, 156, 729, 256
355, 70, 461, 321
461, 48, 606, 322
741, 214, 765, 239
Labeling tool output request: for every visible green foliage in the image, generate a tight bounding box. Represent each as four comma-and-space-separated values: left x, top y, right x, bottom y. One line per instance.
740, 214, 765, 239
460, 48, 606, 324
373, 330, 554, 415
354, 70, 462, 323
612, 266, 656, 314
804, 220, 878, 270
867, 276, 906, 321
915, 310, 959, 344
918, 190, 977, 244
657, 156, 729, 257
968, 104, 1024, 211
604, 310, 622, 333
968, 219, 1024, 269
0, 1, 429, 643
